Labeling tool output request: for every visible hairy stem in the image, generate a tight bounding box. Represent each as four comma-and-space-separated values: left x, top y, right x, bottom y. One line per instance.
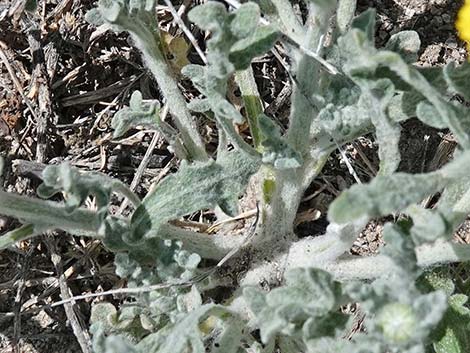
0, 191, 102, 233
160, 224, 245, 260
255, 7, 336, 245
257, 149, 330, 245
123, 21, 208, 161
257, 169, 305, 244
286, 32, 321, 153
241, 235, 470, 286
243, 218, 366, 285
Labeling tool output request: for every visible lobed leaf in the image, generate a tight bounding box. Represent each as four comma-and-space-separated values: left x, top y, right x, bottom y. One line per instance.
130, 150, 260, 243
329, 146, 470, 224
444, 61, 470, 101
384, 30, 420, 63
230, 2, 260, 39
339, 14, 470, 148
328, 173, 441, 224
258, 114, 302, 169
188, 2, 227, 32
112, 91, 160, 138
229, 26, 279, 70
38, 164, 138, 213
136, 305, 229, 353
317, 96, 370, 142
433, 294, 470, 353
244, 268, 343, 343
88, 0, 158, 32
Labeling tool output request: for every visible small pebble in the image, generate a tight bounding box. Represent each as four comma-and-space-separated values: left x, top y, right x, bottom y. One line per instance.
441, 14, 451, 23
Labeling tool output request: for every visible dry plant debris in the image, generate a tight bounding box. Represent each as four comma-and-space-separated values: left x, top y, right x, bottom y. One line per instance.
0, 0, 469, 352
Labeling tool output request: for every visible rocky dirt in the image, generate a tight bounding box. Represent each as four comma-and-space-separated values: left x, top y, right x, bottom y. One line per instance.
0, 0, 468, 352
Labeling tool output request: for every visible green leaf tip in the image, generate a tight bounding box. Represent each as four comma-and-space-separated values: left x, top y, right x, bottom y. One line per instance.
258, 114, 302, 169
229, 26, 279, 70
112, 90, 160, 138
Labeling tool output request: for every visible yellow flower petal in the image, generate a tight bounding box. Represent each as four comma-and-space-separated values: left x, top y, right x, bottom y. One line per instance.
456, 1, 470, 55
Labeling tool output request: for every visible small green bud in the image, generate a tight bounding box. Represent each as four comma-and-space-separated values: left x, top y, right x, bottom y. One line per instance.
377, 302, 416, 344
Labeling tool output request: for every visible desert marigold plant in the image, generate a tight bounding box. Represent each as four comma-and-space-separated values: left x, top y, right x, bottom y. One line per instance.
2, 0, 470, 352
457, 0, 470, 53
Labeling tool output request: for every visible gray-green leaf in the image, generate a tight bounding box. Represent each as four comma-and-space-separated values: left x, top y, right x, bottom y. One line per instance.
444, 61, 470, 101
229, 26, 279, 70
329, 151, 470, 224
244, 268, 342, 343
433, 294, 470, 353
188, 2, 227, 32
136, 304, 229, 353
384, 31, 420, 63
336, 0, 357, 34
258, 114, 302, 169
230, 2, 260, 39
130, 150, 260, 243
112, 91, 160, 138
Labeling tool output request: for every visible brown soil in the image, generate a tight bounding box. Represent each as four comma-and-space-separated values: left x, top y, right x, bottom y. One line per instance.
0, 0, 468, 352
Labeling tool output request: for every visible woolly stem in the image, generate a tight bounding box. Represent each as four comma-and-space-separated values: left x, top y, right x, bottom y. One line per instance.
241, 236, 470, 286
160, 224, 245, 260
120, 17, 208, 161
0, 191, 102, 233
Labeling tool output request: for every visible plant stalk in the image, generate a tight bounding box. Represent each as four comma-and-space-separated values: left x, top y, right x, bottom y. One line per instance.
0, 191, 102, 234
125, 22, 208, 161
241, 236, 470, 286
235, 67, 264, 149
